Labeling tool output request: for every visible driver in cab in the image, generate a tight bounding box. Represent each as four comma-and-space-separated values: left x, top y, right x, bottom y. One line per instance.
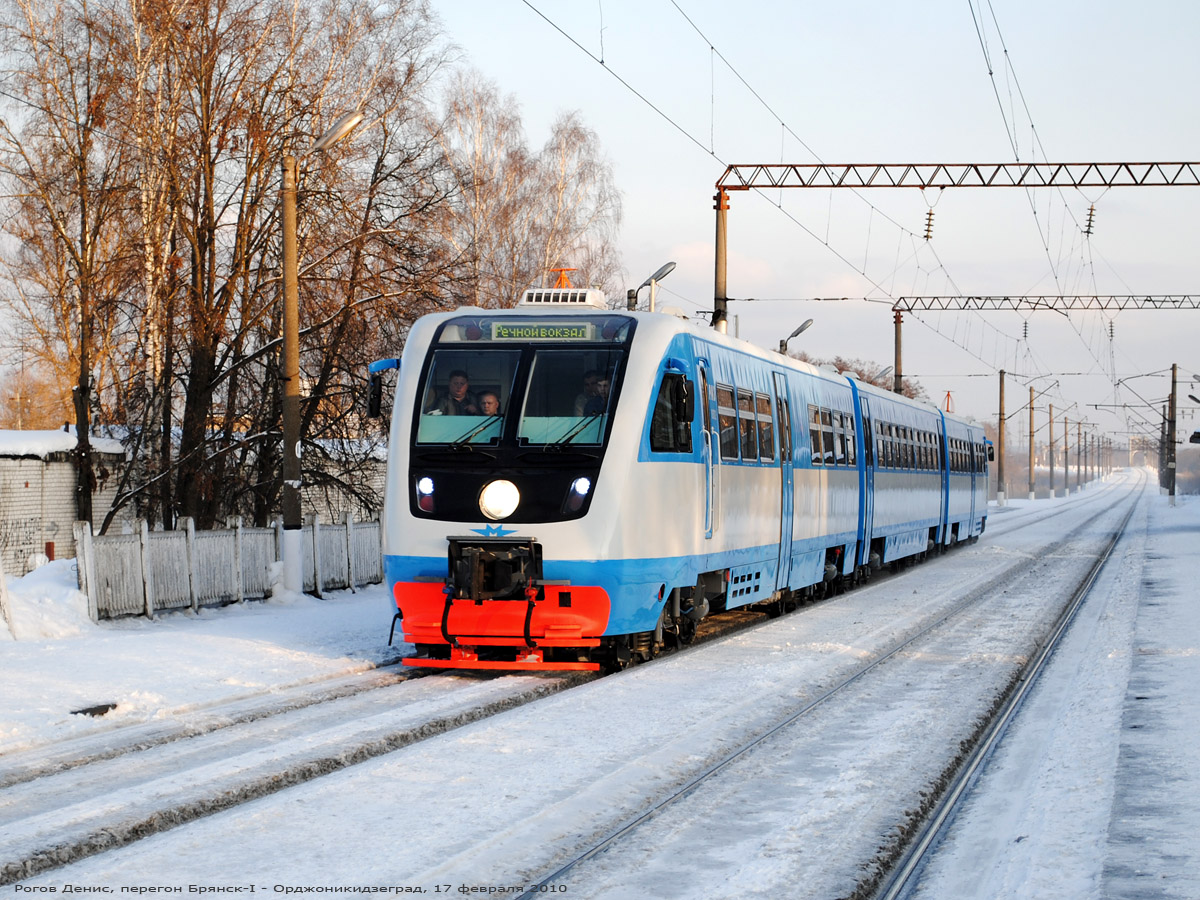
425, 369, 479, 415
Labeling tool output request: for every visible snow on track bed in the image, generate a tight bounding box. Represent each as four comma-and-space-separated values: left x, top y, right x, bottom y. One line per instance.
0, 664, 413, 789
0, 671, 587, 884
10, 474, 1146, 892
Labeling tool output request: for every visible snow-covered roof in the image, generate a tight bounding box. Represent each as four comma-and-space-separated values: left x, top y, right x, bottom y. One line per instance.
0, 429, 125, 459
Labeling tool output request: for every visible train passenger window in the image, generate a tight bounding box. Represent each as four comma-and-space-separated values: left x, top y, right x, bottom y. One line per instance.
717, 385, 739, 460
845, 416, 856, 465
756, 393, 774, 461
832, 412, 846, 466
698, 369, 712, 433
650, 374, 693, 454
819, 410, 834, 464
810, 405, 824, 466
738, 390, 757, 461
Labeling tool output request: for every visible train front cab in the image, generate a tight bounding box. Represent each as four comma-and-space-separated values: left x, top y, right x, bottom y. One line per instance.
382, 300, 650, 672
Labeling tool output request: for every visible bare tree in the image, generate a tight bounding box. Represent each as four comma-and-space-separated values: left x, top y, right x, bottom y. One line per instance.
0, 0, 136, 522
434, 71, 624, 306
530, 111, 623, 295
1, 7, 627, 534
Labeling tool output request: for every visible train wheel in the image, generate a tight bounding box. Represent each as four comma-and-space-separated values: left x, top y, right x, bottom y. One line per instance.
599, 637, 633, 674
669, 613, 697, 647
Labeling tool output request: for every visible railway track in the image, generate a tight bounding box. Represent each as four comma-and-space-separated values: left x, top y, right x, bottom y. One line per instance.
3, 473, 1142, 889
870, 477, 1143, 900
0, 670, 585, 885
512, 471, 1147, 897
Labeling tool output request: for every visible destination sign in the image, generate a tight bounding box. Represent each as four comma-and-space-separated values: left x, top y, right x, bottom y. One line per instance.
490, 322, 595, 341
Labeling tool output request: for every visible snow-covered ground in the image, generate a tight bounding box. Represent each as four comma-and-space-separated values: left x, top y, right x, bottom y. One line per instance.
1, 470, 1195, 897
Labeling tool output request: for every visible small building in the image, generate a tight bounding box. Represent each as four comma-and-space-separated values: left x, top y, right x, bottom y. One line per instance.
0, 430, 126, 576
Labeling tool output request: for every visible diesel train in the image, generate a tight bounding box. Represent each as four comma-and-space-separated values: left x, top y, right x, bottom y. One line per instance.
368, 287, 990, 672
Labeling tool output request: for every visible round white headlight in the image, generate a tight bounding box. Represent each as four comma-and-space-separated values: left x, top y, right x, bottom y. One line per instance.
479, 479, 520, 520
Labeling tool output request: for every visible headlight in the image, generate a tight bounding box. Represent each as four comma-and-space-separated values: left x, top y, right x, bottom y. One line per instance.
479, 479, 520, 520
563, 476, 592, 513
415, 476, 435, 512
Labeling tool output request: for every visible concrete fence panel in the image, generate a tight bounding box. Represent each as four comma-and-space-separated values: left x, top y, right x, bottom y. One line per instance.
77, 517, 383, 621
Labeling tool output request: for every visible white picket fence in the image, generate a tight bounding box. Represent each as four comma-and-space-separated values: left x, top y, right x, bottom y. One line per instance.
72, 514, 384, 621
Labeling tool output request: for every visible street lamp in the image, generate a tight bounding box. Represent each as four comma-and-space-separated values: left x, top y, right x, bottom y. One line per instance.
627, 261, 677, 311
779, 319, 813, 354
280, 111, 364, 593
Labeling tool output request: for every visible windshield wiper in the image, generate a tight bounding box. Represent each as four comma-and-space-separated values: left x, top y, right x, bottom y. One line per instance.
447, 414, 503, 450
547, 413, 602, 450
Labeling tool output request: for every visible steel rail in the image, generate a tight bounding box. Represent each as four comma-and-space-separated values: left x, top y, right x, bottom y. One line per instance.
517, 489, 1135, 898
871, 471, 1145, 900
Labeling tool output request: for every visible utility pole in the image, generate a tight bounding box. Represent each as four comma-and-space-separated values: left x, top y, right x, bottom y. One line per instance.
1168, 363, 1178, 504
1028, 385, 1035, 500
1080, 422, 1089, 494
1066, 411, 1073, 490
712, 190, 729, 334
893, 311, 903, 394
997, 370, 1006, 505
1049, 404, 1055, 498
1084, 431, 1090, 485
281, 154, 303, 591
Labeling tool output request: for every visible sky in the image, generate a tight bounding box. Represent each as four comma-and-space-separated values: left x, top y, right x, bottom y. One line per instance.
429, 0, 1200, 437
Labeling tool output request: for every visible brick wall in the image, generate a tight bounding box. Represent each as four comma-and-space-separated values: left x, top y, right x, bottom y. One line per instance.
0, 453, 126, 577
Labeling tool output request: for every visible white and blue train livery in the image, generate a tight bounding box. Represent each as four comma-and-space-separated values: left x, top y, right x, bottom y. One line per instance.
370, 288, 990, 672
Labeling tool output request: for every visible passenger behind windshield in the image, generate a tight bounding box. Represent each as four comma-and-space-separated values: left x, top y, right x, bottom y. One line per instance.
425, 369, 479, 416
583, 377, 611, 416
573, 370, 601, 416
478, 390, 501, 416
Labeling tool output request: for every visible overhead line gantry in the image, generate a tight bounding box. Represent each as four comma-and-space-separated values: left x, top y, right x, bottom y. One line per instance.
712, 160, 1200, 393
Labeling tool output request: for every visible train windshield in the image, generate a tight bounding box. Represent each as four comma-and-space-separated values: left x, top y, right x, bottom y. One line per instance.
415, 313, 635, 448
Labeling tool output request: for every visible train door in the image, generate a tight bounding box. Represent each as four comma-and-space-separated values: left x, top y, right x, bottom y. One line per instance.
858, 395, 875, 567
937, 414, 950, 545
774, 372, 794, 590
698, 360, 717, 540
969, 440, 980, 534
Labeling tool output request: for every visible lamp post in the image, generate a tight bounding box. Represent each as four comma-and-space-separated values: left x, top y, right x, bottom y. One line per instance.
628, 261, 677, 311
779, 319, 813, 354
279, 111, 363, 593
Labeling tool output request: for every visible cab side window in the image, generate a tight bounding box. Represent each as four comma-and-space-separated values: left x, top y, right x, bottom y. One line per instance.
650, 374, 694, 453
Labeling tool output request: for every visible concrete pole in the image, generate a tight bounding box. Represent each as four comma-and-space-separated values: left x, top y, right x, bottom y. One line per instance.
1080, 422, 1089, 494
1028, 386, 1035, 500
713, 190, 729, 334
997, 369, 1006, 506
1168, 363, 1178, 505
893, 311, 904, 394
280, 154, 303, 592
1049, 403, 1055, 498
1064, 409, 1072, 490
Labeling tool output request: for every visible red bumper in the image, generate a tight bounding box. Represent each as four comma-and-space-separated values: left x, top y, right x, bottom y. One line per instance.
395, 581, 610, 672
